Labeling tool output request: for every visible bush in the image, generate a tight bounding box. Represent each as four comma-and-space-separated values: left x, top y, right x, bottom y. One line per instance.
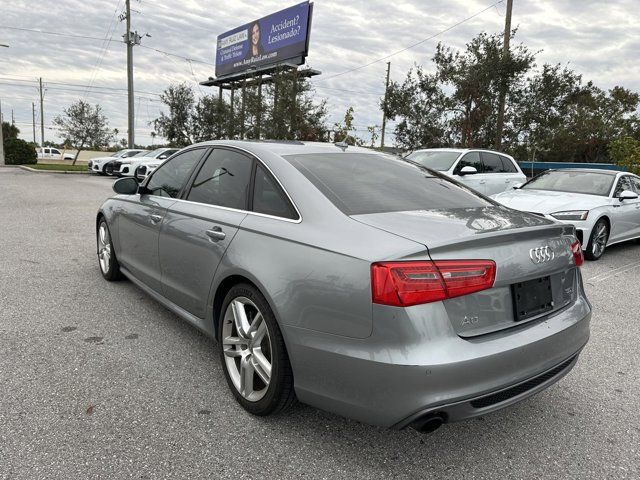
4, 138, 37, 165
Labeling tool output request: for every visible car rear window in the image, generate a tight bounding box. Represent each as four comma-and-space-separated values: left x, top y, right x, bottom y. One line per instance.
284, 152, 492, 215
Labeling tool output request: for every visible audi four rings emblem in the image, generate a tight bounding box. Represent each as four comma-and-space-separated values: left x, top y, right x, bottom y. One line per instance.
529, 246, 555, 264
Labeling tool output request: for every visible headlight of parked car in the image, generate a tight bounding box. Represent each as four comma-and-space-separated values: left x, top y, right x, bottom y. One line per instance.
551, 210, 589, 221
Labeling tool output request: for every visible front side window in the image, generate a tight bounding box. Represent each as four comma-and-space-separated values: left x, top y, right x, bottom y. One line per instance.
253, 163, 298, 219
614, 176, 634, 197
146, 148, 204, 198
454, 152, 483, 174
186, 149, 253, 209
481, 152, 503, 173
629, 176, 640, 194
51, 148, 61, 155
285, 152, 492, 216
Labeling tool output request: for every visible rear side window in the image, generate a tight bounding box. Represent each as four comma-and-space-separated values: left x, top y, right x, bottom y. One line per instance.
284, 153, 492, 216
454, 152, 483, 174
499, 155, 518, 173
187, 149, 253, 209
147, 148, 204, 198
253, 164, 298, 220
481, 152, 503, 173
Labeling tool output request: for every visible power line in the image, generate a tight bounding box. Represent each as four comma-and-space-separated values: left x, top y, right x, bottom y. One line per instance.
0, 77, 161, 96
314, 0, 505, 83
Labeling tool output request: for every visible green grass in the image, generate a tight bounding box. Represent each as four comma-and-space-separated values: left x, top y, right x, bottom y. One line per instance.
29, 163, 88, 172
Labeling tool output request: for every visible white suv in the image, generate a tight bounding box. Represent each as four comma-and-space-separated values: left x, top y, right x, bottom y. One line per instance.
87, 149, 147, 175
115, 148, 179, 177
405, 148, 527, 196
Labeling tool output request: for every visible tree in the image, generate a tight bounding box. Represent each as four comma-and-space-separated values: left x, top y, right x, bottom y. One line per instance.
2, 121, 19, 141
609, 137, 640, 174
367, 125, 379, 148
53, 100, 113, 164
153, 83, 195, 147
192, 94, 232, 142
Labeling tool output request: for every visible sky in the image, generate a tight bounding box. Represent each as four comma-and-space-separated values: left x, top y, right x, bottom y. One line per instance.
1, 0, 638, 147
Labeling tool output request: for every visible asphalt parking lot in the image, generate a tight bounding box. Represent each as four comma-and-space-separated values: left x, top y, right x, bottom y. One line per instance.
0, 168, 638, 479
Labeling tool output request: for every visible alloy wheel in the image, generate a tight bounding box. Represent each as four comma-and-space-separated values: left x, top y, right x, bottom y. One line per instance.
98, 223, 112, 274
222, 297, 273, 402
592, 222, 608, 258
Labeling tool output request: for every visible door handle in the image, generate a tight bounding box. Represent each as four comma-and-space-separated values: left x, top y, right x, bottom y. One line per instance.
479, 180, 486, 184
505, 179, 511, 183
206, 227, 226, 241
149, 214, 163, 224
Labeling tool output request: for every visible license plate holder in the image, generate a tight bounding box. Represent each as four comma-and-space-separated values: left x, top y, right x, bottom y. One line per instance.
512, 276, 554, 322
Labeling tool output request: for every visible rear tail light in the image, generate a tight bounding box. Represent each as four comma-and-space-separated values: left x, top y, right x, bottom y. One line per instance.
371, 260, 496, 307
570, 240, 584, 267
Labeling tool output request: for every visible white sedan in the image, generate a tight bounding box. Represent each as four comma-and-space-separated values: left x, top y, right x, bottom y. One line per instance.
493, 168, 640, 260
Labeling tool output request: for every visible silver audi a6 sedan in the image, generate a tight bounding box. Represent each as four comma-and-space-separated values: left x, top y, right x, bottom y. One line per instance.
96, 141, 591, 432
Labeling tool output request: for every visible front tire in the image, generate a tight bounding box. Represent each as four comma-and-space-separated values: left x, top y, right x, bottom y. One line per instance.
97, 218, 123, 280
218, 283, 295, 416
585, 218, 609, 260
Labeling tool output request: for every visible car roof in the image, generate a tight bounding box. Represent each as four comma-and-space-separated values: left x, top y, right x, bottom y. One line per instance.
410, 148, 515, 156
188, 140, 380, 157
546, 168, 629, 177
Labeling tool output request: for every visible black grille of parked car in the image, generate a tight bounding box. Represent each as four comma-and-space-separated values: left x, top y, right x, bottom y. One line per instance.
112, 161, 123, 170
137, 166, 147, 175
470, 355, 576, 409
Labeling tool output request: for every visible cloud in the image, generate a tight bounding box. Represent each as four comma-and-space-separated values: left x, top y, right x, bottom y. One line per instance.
0, 0, 638, 146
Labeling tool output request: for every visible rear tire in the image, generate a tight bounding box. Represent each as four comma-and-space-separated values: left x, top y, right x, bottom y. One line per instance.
218, 283, 295, 416
97, 218, 123, 281
585, 219, 609, 261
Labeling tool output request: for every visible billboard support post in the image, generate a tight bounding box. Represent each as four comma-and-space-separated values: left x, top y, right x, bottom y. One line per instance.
217, 86, 223, 139
257, 76, 262, 139
229, 85, 235, 139
240, 78, 246, 139
291, 69, 298, 138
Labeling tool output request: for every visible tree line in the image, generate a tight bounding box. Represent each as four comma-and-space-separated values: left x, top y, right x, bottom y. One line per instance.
36, 29, 640, 169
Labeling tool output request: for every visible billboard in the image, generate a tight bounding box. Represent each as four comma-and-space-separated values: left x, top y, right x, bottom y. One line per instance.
215, 2, 313, 78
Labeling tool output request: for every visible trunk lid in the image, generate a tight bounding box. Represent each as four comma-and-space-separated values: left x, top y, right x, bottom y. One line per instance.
353, 206, 579, 337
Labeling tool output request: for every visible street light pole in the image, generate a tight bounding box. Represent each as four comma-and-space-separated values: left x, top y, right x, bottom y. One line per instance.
0, 44, 7, 165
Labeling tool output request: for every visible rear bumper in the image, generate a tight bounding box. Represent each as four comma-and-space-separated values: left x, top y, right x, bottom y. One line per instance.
285, 286, 591, 428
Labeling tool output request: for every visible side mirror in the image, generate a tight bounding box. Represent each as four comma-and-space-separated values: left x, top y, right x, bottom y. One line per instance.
158, 154, 167, 160
113, 177, 139, 195
618, 189, 638, 201
512, 182, 524, 190
459, 166, 478, 176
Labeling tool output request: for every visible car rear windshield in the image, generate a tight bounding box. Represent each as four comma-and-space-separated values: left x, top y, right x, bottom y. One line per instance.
522, 170, 615, 196
283, 152, 492, 215
405, 151, 460, 171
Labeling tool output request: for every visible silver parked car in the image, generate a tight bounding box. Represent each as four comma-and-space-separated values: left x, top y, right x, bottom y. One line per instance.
96, 141, 590, 431
406, 148, 527, 195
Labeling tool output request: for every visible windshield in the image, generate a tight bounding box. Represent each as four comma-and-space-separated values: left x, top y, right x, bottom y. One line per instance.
284, 152, 491, 215
405, 151, 461, 171
142, 148, 167, 158
522, 170, 615, 196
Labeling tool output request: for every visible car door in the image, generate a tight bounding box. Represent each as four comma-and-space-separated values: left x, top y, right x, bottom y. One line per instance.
158, 148, 252, 318
452, 152, 486, 194
609, 175, 640, 242
116, 148, 205, 292
479, 152, 510, 196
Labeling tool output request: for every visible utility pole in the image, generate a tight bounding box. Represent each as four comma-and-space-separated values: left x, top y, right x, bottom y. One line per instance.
495, 0, 513, 151
125, 0, 135, 148
380, 62, 391, 149
39, 77, 45, 152
0, 98, 5, 165
32, 103, 36, 144
11, 109, 14, 125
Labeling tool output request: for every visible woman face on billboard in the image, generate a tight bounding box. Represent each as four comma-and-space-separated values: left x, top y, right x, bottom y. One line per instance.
250, 22, 261, 55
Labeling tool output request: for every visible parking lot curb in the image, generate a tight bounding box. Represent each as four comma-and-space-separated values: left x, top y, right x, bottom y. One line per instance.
17, 165, 90, 174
